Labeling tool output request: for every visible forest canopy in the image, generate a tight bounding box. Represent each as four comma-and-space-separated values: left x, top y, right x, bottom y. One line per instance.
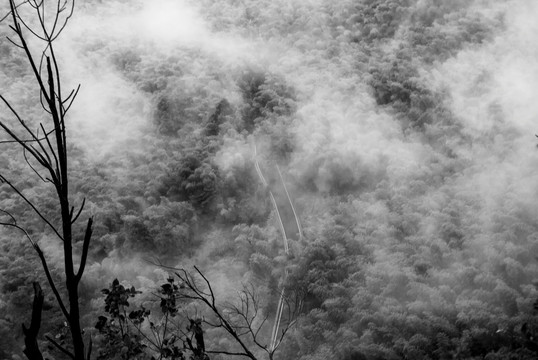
2, 0, 538, 359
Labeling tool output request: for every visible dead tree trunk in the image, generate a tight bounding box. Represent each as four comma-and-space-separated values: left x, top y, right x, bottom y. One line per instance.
22, 282, 45, 360
0, 2, 93, 359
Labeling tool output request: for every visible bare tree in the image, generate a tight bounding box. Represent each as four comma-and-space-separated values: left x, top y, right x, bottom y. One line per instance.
174, 267, 302, 360
0, 1, 92, 359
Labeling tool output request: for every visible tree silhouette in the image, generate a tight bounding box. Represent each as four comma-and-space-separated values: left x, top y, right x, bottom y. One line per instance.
0, 1, 92, 359
174, 266, 302, 360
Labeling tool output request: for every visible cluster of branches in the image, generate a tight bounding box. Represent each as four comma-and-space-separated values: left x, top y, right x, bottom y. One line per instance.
174, 266, 302, 360
0, 1, 92, 359
94, 266, 302, 360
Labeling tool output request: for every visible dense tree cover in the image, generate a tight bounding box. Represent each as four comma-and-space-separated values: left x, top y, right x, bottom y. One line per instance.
2, 0, 538, 359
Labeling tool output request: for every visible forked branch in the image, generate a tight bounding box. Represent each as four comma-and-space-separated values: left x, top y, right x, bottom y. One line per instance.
0, 1, 91, 359
171, 266, 302, 360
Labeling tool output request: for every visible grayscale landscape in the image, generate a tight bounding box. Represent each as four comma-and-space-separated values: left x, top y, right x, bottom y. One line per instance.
1, 0, 538, 359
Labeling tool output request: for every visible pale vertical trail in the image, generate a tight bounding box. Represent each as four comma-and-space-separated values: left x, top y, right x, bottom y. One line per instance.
276, 164, 303, 241
270, 191, 289, 254
253, 142, 300, 352
254, 144, 288, 251
254, 143, 268, 187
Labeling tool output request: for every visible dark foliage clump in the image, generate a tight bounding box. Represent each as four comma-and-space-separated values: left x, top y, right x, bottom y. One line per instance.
160, 152, 219, 212
154, 95, 197, 136
204, 99, 233, 137
238, 70, 296, 133
369, 59, 436, 129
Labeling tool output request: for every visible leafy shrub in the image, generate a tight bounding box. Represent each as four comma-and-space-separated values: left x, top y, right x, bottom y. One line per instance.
95, 278, 205, 360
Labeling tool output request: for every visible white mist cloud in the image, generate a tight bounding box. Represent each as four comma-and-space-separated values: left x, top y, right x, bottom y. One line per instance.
67, 68, 150, 159
51, 0, 269, 161
137, 0, 208, 45
428, 0, 538, 212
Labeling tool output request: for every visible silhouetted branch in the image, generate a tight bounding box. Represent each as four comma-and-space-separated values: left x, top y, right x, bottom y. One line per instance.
23, 147, 47, 183
75, 217, 93, 283
22, 282, 44, 360
45, 335, 75, 360
33, 243, 70, 320
39, 123, 60, 179
0, 212, 70, 323
0, 0, 27, 23
1, 2, 90, 358
174, 268, 259, 360
0, 175, 63, 239
0, 94, 53, 168
70, 198, 85, 224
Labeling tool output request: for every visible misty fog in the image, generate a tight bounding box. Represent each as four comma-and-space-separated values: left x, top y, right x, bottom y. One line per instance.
2, 0, 538, 359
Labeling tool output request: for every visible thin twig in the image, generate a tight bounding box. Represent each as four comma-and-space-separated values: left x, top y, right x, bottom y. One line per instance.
0, 175, 63, 239
70, 198, 85, 224
0, 0, 27, 23
45, 335, 75, 359
23, 147, 47, 183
